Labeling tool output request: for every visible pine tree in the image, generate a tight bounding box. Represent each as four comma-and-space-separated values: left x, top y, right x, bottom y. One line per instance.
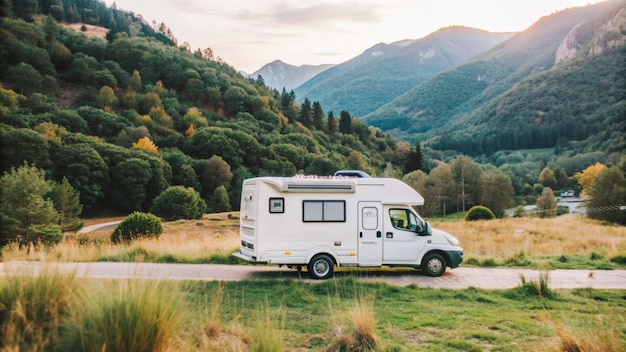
339, 110, 352, 134
327, 111, 337, 133
49, 177, 84, 232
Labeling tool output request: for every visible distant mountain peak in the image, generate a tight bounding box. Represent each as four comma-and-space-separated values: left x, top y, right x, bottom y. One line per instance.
245, 60, 334, 91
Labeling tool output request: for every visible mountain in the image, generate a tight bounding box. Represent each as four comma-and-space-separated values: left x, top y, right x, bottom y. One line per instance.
243, 60, 333, 91
363, 0, 626, 157
294, 27, 514, 117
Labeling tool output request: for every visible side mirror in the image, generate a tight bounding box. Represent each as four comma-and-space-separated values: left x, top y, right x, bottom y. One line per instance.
418, 221, 432, 236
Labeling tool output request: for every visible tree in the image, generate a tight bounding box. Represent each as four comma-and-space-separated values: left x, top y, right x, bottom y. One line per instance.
538, 167, 557, 189
52, 143, 109, 213
312, 101, 325, 130
132, 136, 158, 154
586, 167, 626, 225
425, 163, 455, 216
196, 155, 233, 200
96, 85, 117, 110
208, 185, 231, 213
0, 164, 61, 247
402, 170, 427, 194
477, 170, 513, 217
110, 158, 151, 213
338, 110, 352, 134
346, 151, 366, 170
129, 69, 143, 92
299, 98, 312, 127
327, 111, 337, 133
450, 156, 482, 212
574, 162, 606, 196
48, 177, 83, 232
6, 62, 43, 95
536, 187, 557, 218
150, 186, 206, 220
403, 140, 425, 174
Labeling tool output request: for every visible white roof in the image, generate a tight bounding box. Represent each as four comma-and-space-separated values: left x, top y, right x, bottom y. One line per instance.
249, 176, 424, 205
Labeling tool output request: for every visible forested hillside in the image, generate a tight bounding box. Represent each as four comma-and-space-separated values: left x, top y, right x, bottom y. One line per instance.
0, 0, 400, 217
364, 0, 626, 159
294, 27, 514, 117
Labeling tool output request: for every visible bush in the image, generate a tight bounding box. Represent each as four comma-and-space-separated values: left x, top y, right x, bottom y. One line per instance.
465, 206, 495, 221
111, 212, 163, 243
149, 186, 206, 220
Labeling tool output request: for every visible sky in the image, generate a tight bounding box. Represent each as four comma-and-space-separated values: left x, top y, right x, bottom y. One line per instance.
103, 0, 606, 73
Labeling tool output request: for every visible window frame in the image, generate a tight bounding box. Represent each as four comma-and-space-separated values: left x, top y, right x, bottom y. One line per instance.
269, 197, 285, 213
302, 200, 346, 223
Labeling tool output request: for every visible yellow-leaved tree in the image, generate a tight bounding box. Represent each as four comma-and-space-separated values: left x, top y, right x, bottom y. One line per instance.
573, 162, 606, 196
132, 137, 158, 154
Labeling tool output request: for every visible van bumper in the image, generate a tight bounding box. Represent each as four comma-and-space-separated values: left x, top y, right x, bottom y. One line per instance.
232, 251, 267, 264
447, 250, 464, 268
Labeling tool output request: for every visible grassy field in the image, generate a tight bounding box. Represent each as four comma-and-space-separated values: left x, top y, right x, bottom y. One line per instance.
2, 213, 625, 271
1, 269, 625, 351
2, 214, 626, 351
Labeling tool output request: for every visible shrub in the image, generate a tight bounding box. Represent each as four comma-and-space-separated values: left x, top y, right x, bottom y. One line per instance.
465, 206, 495, 221
111, 212, 163, 243
149, 186, 206, 220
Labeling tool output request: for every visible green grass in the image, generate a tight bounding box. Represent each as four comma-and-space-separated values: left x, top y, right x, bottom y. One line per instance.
2, 270, 625, 351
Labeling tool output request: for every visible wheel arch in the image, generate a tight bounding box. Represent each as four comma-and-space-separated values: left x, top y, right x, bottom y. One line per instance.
306, 248, 339, 266
421, 249, 450, 267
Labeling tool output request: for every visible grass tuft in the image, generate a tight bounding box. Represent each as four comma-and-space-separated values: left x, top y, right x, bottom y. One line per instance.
0, 269, 81, 351
58, 279, 187, 352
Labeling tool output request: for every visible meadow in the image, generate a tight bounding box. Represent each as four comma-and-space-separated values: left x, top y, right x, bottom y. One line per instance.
2, 213, 625, 270
1, 214, 626, 351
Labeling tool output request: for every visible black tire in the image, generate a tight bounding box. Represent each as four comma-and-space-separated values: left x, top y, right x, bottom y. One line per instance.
422, 253, 446, 277
307, 254, 334, 280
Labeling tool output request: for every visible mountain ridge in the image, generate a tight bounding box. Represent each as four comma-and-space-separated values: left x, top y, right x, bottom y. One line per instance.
363, 0, 625, 156
293, 26, 515, 116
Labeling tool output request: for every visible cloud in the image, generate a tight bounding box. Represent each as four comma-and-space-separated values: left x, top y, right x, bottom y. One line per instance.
236, 0, 388, 29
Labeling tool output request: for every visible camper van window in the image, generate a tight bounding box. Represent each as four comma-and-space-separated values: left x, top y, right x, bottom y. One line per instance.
269, 198, 284, 213
389, 208, 419, 231
303, 200, 346, 222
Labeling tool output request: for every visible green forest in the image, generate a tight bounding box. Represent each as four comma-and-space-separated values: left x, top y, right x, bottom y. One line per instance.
1, 0, 625, 247
0, 0, 402, 216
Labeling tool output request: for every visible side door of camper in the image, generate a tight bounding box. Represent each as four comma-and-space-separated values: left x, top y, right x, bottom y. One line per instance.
382, 207, 425, 263
357, 201, 383, 265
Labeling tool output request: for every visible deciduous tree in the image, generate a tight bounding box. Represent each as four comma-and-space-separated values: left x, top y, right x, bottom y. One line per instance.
586, 167, 626, 225
477, 170, 513, 217
574, 162, 606, 196
536, 187, 557, 218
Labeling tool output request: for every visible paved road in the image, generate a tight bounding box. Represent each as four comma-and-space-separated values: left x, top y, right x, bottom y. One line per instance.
1, 261, 625, 289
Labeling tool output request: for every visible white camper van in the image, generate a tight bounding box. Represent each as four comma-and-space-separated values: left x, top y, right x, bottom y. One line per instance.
233, 175, 463, 279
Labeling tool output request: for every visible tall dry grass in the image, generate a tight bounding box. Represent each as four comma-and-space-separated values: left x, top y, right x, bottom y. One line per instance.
1, 213, 241, 263
433, 214, 626, 261
2, 213, 625, 266
0, 269, 80, 351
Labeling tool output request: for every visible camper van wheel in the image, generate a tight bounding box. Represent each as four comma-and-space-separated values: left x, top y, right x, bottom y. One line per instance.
308, 254, 334, 280
422, 253, 446, 277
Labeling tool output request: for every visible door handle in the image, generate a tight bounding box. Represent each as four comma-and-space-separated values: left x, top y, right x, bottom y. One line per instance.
386, 232, 393, 238
376, 231, 382, 238
360, 232, 363, 238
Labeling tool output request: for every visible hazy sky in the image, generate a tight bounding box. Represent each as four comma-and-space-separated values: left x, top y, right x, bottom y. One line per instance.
104, 0, 606, 73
